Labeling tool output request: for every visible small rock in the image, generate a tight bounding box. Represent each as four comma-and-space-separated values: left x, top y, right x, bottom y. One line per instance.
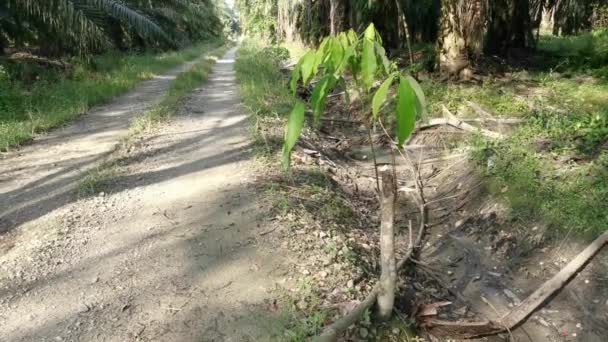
392, 328, 400, 335
347, 280, 354, 289
98, 192, 105, 197
54, 336, 63, 341
576, 323, 582, 329
296, 300, 308, 310
447, 270, 454, 276
91, 277, 99, 284
301, 269, 310, 276
319, 271, 329, 279
359, 327, 369, 338
454, 219, 465, 228
535, 316, 550, 327
77, 303, 90, 313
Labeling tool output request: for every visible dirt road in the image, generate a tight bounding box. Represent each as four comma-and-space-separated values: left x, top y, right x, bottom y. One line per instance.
0, 48, 287, 341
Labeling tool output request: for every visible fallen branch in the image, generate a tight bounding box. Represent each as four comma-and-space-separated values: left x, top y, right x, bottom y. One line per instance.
465, 100, 495, 118
459, 117, 525, 124
444, 106, 504, 139
421, 231, 608, 339
7, 52, 69, 69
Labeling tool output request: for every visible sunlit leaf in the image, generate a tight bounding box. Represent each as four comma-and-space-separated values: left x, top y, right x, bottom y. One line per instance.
361, 37, 377, 91
372, 75, 394, 120
396, 76, 417, 147
316, 38, 330, 67
300, 51, 318, 85
405, 75, 428, 122
364, 23, 376, 40
328, 38, 344, 72
282, 102, 306, 169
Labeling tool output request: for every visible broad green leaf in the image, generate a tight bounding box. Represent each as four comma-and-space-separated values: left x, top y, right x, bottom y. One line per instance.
337, 46, 354, 74
328, 38, 344, 72
338, 32, 350, 49
372, 75, 394, 120
405, 75, 428, 122
316, 38, 330, 67
374, 42, 391, 74
290, 63, 301, 95
300, 51, 318, 85
347, 30, 359, 45
282, 102, 306, 169
396, 76, 417, 147
361, 37, 377, 91
311, 75, 337, 124
364, 23, 376, 41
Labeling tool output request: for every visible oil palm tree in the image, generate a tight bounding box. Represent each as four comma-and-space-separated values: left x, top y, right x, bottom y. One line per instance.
0, 0, 223, 55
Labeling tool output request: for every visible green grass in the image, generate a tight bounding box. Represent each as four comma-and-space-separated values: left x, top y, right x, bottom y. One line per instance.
538, 29, 608, 73
235, 40, 297, 165
463, 31, 608, 238
78, 161, 120, 197
235, 41, 295, 119
0, 40, 222, 151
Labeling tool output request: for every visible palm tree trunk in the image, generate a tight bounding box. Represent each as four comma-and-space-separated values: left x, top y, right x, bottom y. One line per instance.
330, 0, 346, 35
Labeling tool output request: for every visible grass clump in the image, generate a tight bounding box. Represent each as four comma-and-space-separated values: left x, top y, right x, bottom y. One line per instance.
78, 161, 120, 197
235, 40, 297, 165
0, 40, 222, 151
235, 41, 294, 119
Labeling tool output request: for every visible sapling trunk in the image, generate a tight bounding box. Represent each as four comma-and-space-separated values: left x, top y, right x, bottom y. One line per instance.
377, 165, 397, 320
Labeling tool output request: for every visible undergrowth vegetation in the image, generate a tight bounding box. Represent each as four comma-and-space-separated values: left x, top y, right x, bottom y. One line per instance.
467, 32, 608, 239
0, 41, 222, 151
235, 40, 295, 161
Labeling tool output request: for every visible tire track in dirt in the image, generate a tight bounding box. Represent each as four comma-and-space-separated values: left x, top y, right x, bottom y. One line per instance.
0, 48, 288, 341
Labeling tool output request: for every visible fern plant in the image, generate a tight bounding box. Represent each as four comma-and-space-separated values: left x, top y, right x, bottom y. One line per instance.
282, 23, 427, 169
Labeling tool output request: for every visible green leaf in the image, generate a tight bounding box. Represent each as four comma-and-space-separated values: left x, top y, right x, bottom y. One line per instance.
347, 29, 359, 45
311, 75, 337, 124
300, 51, 318, 86
290, 63, 301, 95
328, 38, 344, 73
396, 76, 417, 147
316, 38, 330, 67
361, 37, 377, 91
338, 45, 354, 74
405, 75, 428, 122
374, 42, 391, 74
282, 102, 306, 169
372, 75, 394, 120
364, 23, 376, 40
